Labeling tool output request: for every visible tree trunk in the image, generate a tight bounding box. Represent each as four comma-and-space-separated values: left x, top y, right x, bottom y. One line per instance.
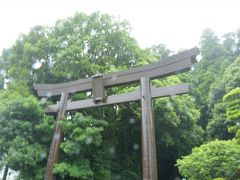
2, 165, 9, 180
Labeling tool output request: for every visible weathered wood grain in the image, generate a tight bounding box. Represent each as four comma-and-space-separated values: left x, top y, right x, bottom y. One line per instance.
44, 92, 68, 180
45, 83, 189, 113
141, 77, 158, 180
34, 47, 198, 97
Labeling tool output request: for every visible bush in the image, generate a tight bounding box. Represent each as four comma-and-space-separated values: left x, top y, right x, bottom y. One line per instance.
176, 139, 240, 179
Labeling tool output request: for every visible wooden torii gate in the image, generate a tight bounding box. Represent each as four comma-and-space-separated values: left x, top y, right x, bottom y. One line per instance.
34, 47, 199, 180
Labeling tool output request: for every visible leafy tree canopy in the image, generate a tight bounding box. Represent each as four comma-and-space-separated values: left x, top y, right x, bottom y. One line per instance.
2, 14, 232, 180
223, 87, 240, 142
0, 82, 54, 179
177, 139, 240, 180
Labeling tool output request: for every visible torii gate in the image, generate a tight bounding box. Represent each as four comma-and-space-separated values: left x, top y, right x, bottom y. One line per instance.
34, 47, 199, 180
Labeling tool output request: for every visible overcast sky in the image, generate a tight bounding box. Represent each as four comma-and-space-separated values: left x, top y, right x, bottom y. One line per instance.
0, 0, 240, 54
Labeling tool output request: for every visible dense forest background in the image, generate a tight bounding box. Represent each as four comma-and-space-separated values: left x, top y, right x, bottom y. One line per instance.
0, 12, 240, 179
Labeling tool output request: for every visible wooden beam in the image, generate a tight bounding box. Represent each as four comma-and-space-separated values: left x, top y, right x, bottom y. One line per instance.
44, 92, 68, 180
45, 83, 189, 113
141, 77, 158, 179
34, 48, 198, 97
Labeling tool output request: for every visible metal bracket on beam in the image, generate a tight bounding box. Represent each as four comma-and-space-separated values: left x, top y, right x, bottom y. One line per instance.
92, 74, 106, 104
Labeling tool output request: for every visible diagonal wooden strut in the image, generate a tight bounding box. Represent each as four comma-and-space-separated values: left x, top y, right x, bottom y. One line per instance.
44, 92, 68, 180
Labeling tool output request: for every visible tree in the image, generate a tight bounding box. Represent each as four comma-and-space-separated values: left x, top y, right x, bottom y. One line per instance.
223, 58, 240, 93
1, 12, 146, 179
143, 44, 170, 64
1, 12, 205, 179
189, 28, 240, 133
50, 12, 148, 83
0, 56, 4, 89
53, 113, 109, 179
177, 139, 240, 179
206, 102, 234, 140
223, 87, 240, 142
2, 12, 145, 86
150, 75, 203, 179
1, 26, 54, 85
0, 82, 54, 179
200, 28, 226, 60
177, 54, 240, 179
206, 57, 240, 140
222, 32, 239, 57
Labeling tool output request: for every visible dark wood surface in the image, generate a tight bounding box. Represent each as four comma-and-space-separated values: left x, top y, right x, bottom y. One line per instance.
34, 47, 198, 97
141, 77, 158, 179
45, 83, 189, 113
44, 92, 69, 180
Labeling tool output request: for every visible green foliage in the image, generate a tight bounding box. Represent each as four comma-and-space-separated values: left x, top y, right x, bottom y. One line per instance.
200, 28, 226, 60
190, 28, 240, 139
177, 139, 240, 179
0, 82, 54, 179
204, 57, 240, 141
2, 12, 144, 85
60, 113, 108, 148
206, 102, 234, 140
143, 44, 170, 64
53, 113, 109, 179
2, 14, 236, 180
2, 26, 54, 85
223, 87, 240, 142
177, 28, 240, 180
53, 161, 93, 179
1, 12, 148, 179
223, 58, 240, 92
151, 77, 204, 179
222, 32, 238, 57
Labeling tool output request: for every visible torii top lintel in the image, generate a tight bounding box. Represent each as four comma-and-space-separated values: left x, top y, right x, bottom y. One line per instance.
34, 47, 199, 97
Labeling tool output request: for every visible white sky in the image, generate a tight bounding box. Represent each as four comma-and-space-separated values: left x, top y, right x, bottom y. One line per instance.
0, 0, 240, 54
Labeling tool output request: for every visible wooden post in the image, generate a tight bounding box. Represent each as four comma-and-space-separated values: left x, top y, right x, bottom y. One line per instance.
33, 48, 199, 179
2, 166, 9, 180
44, 92, 68, 180
141, 77, 158, 180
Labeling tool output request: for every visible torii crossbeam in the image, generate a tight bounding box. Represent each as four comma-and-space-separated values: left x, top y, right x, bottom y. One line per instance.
34, 47, 199, 180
